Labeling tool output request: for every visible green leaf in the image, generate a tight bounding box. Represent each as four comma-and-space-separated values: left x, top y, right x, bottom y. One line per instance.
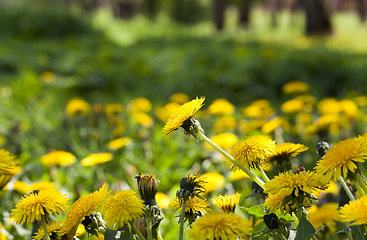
104, 229, 133, 240
295, 216, 316, 240
241, 204, 266, 218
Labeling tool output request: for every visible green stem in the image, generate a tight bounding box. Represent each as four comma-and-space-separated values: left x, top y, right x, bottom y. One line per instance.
277, 231, 287, 240
146, 213, 153, 240
311, 236, 318, 240
296, 200, 302, 222
157, 231, 163, 240
345, 223, 354, 240
340, 176, 356, 201
41, 215, 50, 240
356, 175, 367, 196
257, 164, 270, 182
178, 199, 187, 240
130, 221, 146, 240
353, 180, 366, 197
291, 213, 299, 226
196, 131, 265, 188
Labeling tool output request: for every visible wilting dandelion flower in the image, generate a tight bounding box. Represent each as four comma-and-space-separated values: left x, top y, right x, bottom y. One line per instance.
315, 136, 367, 181
41, 150, 76, 167
135, 173, 159, 206
228, 135, 276, 171
212, 193, 241, 213
340, 195, 367, 225
65, 98, 90, 116
11, 189, 69, 224
60, 184, 111, 239
187, 212, 252, 240
162, 97, 205, 136
81, 153, 113, 166
101, 190, 145, 229
33, 221, 62, 240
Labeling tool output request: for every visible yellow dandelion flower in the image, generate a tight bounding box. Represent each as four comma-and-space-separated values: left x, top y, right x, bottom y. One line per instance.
354, 95, 367, 107
41, 71, 56, 84
208, 98, 235, 115
243, 105, 263, 118
162, 97, 205, 136
318, 98, 340, 115
315, 136, 367, 181
282, 81, 310, 94
0, 149, 20, 190
29, 181, 56, 191
187, 212, 252, 240
201, 172, 225, 193
228, 135, 276, 170
60, 183, 111, 239
41, 150, 76, 167
104, 103, 123, 116
33, 221, 62, 240
204, 133, 238, 151
229, 170, 249, 180
101, 190, 145, 229
170, 93, 190, 104
156, 192, 170, 209
261, 117, 283, 134
127, 97, 152, 113
264, 171, 328, 198
81, 153, 113, 166
169, 196, 211, 214
340, 195, 367, 225
339, 99, 359, 120
107, 137, 132, 150
5, 180, 30, 193
312, 179, 338, 199
281, 98, 304, 113
11, 189, 69, 224
308, 203, 339, 233
180, 172, 207, 196
212, 193, 241, 213
155, 102, 181, 122
132, 112, 154, 128
266, 142, 308, 165
212, 115, 237, 132
65, 98, 90, 116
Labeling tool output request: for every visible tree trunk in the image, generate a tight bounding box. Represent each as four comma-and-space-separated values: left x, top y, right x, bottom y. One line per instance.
213, 0, 226, 31
239, 0, 251, 29
356, 0, 367, 22
301, 0, 332, 36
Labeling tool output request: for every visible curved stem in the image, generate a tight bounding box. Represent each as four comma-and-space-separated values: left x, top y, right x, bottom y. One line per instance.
41, 215, 50, 240
178, 199, 187, 240
196, 131, 265, 188
356, 175, 367, 196
130, 221, 146, 240
353, 180, 365, 197
257, 164, 270, 182
340, 176, 355, 201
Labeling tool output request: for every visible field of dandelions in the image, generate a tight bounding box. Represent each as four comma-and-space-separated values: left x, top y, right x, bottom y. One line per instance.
2, 4, 367, 240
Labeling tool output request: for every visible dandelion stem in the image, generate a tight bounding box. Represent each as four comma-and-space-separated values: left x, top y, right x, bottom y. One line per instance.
196, 131, 265, 188
356, 175, 367, 196
146, 213, 153, 240
345, 223, 353, 240
353, 180, 365, 197
296, 200, 302, 222
130, 221, 146, 240
178, 198, 187, 240
257, 164, 270, 182
41, 215, 50, 240
340, 176, 355, 201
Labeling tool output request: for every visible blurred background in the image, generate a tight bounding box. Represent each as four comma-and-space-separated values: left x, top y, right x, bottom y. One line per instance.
1, 0, 367, 239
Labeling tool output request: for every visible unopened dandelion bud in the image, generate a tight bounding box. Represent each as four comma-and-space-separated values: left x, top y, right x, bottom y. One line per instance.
135, 173, 159, 206
316, 141, 330, 157
263, 213, 280, 229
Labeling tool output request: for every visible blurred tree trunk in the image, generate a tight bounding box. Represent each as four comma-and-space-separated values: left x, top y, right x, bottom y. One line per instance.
300, 0, 332, 36
269, 0, 283, 28
213, 0, 226, 31
238, 0, 252, 29
356, 0, 367, 22
114, 0, 138, 19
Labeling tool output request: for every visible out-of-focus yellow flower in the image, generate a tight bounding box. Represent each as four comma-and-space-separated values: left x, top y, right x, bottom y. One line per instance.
205, 133, 238, 150
212, 115, 237, 132
0, 86, 12, 97
243, 99, 273, 118
127, 97, 152, 113
170, 93, 190, 104
41, 71, 56, 83
243, 105, 262, 118
155, 102, 181, 122
306, 114, 340, 136
261, 117, 283, 134
156, 192, 170, 209
208, 98, 235, 115
0, 136, 5, 146
354, 95, 367, 106
281, 98, 304, 113
229, 170, 249, 180
65, 98, 90, 116
81, 153, 113, 166
318, 98, 340, 115
41, 150, 76, 167
312, 180, 338, 199
132, 112, 153, 128
308, 203, 339, 235
0, 149, 20, 190
29, 181, 56, 191
339, 99, 359, 120
282, 81, 310, 94
201, 172, 225, 193
104, 103, 123, 116
112, 117, 126, 137
107, 137, 132, 150
5, 180, 30, 193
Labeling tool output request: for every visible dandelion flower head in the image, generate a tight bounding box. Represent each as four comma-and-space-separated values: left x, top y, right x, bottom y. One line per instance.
212, 193, 241, 213
81, 153, 113, 166
282, 80, 310, 94
340, 195, 367, 225
11, 189, 69, 224
187, 212, 252, 240
308, 203, 339, 234
208, 98, 235, 115
162, 97, 205, 136
169, 196, 211, 214
107, 137, 132, 151
41, 150, 76, 167
33, 221, 62, 240
266, 142, 308, 165
65, 98, 90, 116
315, 136, 367, 181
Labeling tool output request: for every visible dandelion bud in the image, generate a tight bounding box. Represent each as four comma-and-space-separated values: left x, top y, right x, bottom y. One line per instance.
263, 213, 279, 229
316, 141, 330, 157
135, 217, 147, 238
135, 173, 159, 206
178, 172, 206, 199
